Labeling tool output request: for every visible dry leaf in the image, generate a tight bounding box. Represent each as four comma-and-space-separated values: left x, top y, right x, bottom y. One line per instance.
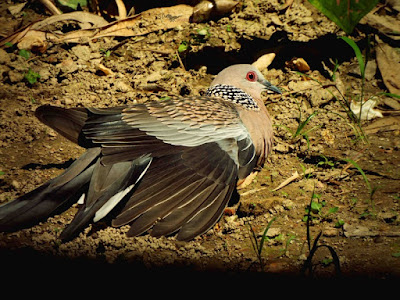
376, 42, 400, 95
286, 57, 310, 72
279, 0, 294, 10
115, 0, 127, 20
92, 5, 192, 39
96, 63, 114, 76
191, 0, 238, 22
0, 11, 108, 49
364, 116, 400, 134
360, 13, 400, 40
7, 2, 27, 15
252, 53, 276, 71
17, 31, 48, 52
0, 23, 35, 48
32, 11, 108, 30
350, 98, 383, 121
1, 5, 192, 48
237, 171, 258, 189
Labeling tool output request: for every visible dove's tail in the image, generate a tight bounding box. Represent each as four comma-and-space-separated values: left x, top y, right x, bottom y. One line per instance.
0, 105, 153, 241
0, 148, 99, 235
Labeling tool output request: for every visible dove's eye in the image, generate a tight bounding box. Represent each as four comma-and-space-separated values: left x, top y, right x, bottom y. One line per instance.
246, 71, 257, 82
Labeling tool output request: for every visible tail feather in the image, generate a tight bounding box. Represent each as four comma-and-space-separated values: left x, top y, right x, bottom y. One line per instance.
0, 148, 100, 232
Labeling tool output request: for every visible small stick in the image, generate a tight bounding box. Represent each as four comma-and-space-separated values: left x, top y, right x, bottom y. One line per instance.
176, 50, 186, 71
38, 0, 62, 15
272, 168, 314, 192
271, 171, 299, 192
115, 0, 127, 20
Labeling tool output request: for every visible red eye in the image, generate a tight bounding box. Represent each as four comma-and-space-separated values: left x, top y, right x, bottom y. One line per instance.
246, 71, 257, 82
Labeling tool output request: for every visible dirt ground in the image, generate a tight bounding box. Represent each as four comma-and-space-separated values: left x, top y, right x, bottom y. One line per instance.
0, 0, 400, 280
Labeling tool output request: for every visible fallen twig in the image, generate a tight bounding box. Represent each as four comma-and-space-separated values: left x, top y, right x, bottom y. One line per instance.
115, 0, 127, 20
272, 168, 314, 191
240, 187, 268, 197
39, 0, 61, 15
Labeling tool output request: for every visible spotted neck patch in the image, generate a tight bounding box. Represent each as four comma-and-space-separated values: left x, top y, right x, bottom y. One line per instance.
206, 84, 259, 111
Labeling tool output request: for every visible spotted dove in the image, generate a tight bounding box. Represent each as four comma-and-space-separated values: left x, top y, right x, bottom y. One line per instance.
0, 64, 281, 241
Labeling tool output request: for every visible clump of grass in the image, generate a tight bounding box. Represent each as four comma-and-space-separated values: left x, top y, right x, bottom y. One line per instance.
302, 192, 339, 223
298, 70, 368, 143
100, 48, 112, 59
276, 102, 319, 149
247, 217, 276, 271
316, 155, 335, 169
344, 158, 378, 216
301, 187, 341, 277
296, 35, 373, 143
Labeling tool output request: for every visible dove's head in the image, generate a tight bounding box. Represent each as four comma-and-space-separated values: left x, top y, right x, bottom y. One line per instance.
210, 64, 281, 101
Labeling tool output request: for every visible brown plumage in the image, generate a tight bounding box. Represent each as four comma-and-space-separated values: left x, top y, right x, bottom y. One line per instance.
0, 64, 281, 241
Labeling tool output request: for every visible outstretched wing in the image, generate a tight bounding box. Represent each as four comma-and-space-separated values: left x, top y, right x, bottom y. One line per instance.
34, 96, 258, 240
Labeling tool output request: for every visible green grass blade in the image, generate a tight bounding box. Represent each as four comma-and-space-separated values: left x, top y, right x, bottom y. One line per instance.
339, 36, 365, 77
295, 111, 318, 137
248, 222, 259, 256
378, 92, 400, 99
274, 124, 294, 136
343, 158, 371, 192
318, 244, 342, 276
258, 217, 276, 256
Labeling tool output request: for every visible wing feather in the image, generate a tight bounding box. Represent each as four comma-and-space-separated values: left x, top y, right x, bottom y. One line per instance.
111, 143, 238, 240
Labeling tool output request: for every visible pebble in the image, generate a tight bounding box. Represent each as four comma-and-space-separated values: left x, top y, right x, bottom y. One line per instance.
0, 48, 11, 64
71, 45, 91, 61
114, 80, 131, 92
266, 227, 281, 238
323, 228, 338, 237
11, 180, 20, 190
8, 70, 24, 83
378, 211, 397, 223
61, 98, 74, 105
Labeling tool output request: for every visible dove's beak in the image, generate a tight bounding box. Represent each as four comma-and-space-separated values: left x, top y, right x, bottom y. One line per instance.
261, 79, 282, 94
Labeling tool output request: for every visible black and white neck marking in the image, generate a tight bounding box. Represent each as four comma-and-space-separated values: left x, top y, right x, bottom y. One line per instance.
206, 84, 259, 111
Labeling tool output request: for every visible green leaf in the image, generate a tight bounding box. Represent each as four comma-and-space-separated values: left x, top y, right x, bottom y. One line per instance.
18, 49, 30, 59
159, 96, 171, 101
328, 206, 339, 214
334, 219, 345, 228
312, 192, 321, 199
322, 258, 333, 266
24, 68, 40, 84
311, 201, 322, 213
178, 41, 189, 53
308, 0, 379, 34
339, 36, 365, 77
57, 0, 87, 10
